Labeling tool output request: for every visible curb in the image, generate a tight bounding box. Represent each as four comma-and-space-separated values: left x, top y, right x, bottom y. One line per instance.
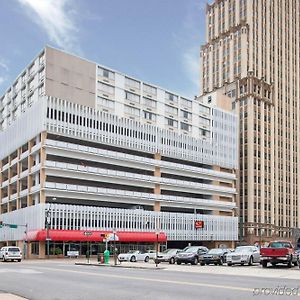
75, 262, 165, 270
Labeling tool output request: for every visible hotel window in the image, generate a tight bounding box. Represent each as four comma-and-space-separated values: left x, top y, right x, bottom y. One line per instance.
124, 105, 140, 117
38, 85, 45, 96
143, 97, 157, 108
165, 105, 178, 116
125, 91, 140, 103
97, 96, 114, 109
180, 122, 191, 132
39, 53, 45, 66
143, 111, 156, 121
98, 67, 115, 80
28, 64, 34, 76
180, 110, 192, 120
125, 77, 140, 90
21, 73, 26, 84
143, 84, 157, 96
200, 129, 210, 137
98, 82, 114, 95
165, 92, 178, 103
165, 117, 178, 128
199, 105, 210, 115
181, 98, 192, 109
199, 116, 210, 126
28, 95, 33, 107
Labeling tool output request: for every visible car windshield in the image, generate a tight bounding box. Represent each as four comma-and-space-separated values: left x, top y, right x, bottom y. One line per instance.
8, 247, 20, 252
183, 247, 198, 253
269, 242, 291, 248
234, 247, 253, 252
162, 249, 177, 254
208, 249, 223, 254
128, 250, 138, 253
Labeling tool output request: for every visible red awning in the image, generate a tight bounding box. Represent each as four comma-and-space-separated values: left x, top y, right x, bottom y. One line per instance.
25, 230, 167, 243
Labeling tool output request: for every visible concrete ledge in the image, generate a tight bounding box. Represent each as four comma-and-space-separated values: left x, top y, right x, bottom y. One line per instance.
75, 262, 165, 270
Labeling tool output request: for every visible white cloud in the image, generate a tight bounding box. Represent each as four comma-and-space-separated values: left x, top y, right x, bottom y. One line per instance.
17, 0, 79, 53
183, 46, 200, 89
0, 60, 8, 71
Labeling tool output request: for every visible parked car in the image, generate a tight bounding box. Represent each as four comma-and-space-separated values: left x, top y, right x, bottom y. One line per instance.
0, 246, 22, 262
199, 248, 229, 265
146, 249, 157, 260
226, 246, 260, 266
176, 246, 208, 265
118, 250, 150, 262
155, 249, 181, 264
260, 241, 298, 268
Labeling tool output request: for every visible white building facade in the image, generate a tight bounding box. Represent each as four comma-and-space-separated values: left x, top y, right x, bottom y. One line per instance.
0, 47, 238, 258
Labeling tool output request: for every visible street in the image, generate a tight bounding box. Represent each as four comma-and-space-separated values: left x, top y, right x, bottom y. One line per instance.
0, 259, 300, 300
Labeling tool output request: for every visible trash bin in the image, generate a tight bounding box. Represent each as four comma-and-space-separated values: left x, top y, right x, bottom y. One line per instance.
104, 249, 110, 264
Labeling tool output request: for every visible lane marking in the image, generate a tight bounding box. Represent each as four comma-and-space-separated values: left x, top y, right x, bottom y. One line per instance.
31, 266, 255, 293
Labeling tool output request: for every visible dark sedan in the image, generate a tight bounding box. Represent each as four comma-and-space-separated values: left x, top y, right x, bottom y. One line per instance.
175, 246, 209, 265
199, 248, 229, 265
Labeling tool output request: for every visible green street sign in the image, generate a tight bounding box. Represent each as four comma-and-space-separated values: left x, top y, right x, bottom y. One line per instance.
9, 224, 18, 229
0, 225, 2, 228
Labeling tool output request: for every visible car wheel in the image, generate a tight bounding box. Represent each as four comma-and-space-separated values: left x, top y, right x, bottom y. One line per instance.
169, 257, 175, 264
18, 259, 21, 262
191, 257, 198, 265
262, 261, 268, 268
214, 262, 218, 265
248, 256, 253, 266
271, 263, 277, 266
200, 262, 205, 266
293, 261, 298, 267
144, 256, 149, 263
227, 262, 232, 266
287, 260, 292, 268
130, 256, 136, 262
177, 261, 181, 265
2, 257, 6, 262
241, 263, 244, 266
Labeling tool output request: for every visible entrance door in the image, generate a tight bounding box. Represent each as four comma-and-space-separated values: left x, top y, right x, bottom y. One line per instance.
64, 243, 80, 257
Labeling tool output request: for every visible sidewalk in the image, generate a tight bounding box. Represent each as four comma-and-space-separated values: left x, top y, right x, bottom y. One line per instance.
0, 293, 28, 300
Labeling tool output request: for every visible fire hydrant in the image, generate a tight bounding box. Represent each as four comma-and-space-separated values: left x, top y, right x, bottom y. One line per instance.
104, 249, 110, 264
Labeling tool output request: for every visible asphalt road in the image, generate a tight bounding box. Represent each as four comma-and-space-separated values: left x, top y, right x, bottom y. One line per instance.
0, 260, 300, 300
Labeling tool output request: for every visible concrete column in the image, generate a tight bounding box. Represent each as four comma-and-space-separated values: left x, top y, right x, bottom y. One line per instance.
39, 242, 46, 259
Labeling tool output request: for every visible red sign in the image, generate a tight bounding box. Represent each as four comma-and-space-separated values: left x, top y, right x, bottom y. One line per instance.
195, 220, 204, 229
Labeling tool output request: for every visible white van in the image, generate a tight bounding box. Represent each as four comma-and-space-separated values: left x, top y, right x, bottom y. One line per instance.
0, 246, 22, 262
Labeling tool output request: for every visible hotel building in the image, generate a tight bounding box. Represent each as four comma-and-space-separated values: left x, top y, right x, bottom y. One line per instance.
199, 0, 300, 244
0, 46, 238, 258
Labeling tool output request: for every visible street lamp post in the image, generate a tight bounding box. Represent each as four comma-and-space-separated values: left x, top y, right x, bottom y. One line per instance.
45, 197, 56, 259
155, 231, 159, 268
113, 229, 117, 266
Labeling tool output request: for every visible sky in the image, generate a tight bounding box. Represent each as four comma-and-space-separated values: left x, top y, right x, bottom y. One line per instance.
0, 0, 208, 98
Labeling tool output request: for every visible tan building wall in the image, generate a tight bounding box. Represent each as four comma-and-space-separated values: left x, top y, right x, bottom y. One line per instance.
45, 46, 96, 108
200, 0, 300, 243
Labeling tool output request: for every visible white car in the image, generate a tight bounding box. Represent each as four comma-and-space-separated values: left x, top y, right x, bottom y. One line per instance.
226, 246, 260, 266
0, 246, 22, 262
118, 250, 150, 262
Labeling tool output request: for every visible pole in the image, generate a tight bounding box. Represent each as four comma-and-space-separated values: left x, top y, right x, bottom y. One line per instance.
155, 232, 158, 268
113, 230, 117, 266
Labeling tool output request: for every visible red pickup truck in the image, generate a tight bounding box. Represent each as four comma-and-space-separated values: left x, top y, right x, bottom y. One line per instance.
260, 240, 298, 268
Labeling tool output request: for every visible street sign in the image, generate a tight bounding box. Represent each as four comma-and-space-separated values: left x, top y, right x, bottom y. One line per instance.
83, 231, 92, 236
195, 220, 204, 229
9, 224, 18, 229
105, 233, 119, 241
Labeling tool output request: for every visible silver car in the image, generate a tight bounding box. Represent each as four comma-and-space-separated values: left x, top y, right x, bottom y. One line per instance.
0, 246, 22, 262
155, 249, 181, 264
226, 246, 260, 266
